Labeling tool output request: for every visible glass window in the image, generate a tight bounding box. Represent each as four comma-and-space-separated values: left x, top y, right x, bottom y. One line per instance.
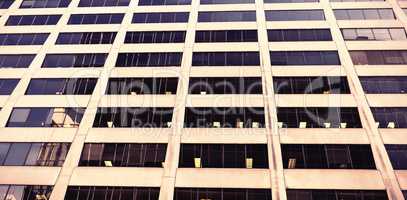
116, 52, 183, 67
42, 53, 108, 68
132, 12, 189, 23
3, 143, 31, 165
266, 10, 325, 21
20, 0, 71, 8
198, 11, 256, 22
6, 15, 61, 26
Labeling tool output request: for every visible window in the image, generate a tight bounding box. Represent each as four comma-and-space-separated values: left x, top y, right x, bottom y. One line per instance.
360, 77, 407, 93
68, 14, 124, 24
125, 31, 186, 43
268, 29, 332, 41
26, 78, 97, 95
371, 107, 407, 128
138, 0, 191, 5
334, 9, 395, 20
20, 0, 71, 8
79, 143, 167, 167
265, 0, 318, 3
195, 30, 258, 42
198, 11, 256, 22
175, 188, 272, 200
265, 10, 325, 21
0, 142, 69, 166
270, 51, 341, 65
42, 53, 108, 68
0, 0, 14, 9
385, 145, 407, 170
184, 107, 265, 128
106, 77, 178, 94
287, 190, 388, 200
78, 0, 130, 7
64, 186, 160, 200
330, 0, 383, 2
179, 144, 269, 168
7, 107, 85, 127
116, 53, 183, 67
349, 50, 407, 65
201, 0, 254, 4
281, 144, 376, 169
277, 107, 362, 128
341, 28, 407, 40
56, 32, 117, 44
0, 185, 53, 200
93, 107, 174, 128
6, 15, 61, 26
132, 12, 189, 23
192, 52, 260, 66
0, 54, 35, 68
0, 33, 49, 45
0, 79, 19, 95
188, 77, 262, 94
274, 77, 350, 94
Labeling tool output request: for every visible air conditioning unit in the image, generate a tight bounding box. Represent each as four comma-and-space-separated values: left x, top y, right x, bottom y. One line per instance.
375, 122, 380, 128
246, 158, 253, 169
299, 122, 307, 128
324, 122, 331, 128
107, 121, 114, 128
130, 91, 137, 95
104, 160, 113, 167
252, 122, 259, 128
167, 122, 172, 128
213, 121, 220, 128
236, 121, 244, 128
387, 122, 395, 128
165, 91, 172, 95
340, 123, 347, 129
200, 91, 207, 95
277, 122, 284, 128
36, 194, 47, 200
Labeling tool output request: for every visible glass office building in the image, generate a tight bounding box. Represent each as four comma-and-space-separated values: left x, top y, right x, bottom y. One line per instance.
0, 0, 407, 199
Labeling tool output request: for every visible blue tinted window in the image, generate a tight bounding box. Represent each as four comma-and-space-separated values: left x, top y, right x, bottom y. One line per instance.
360, 77, 407, 94
20, 0, 71, 8
274, 76, 350, 94
265, 10, 325, 21
78, 0, 130, 7
125, 31, 186, 43
26, 78, 97, 95
116, 53, 183, 67
0, 0, 14, 9
198, 11, 256, 22
195, 30, 258, 42
268, 29, 332, 41
371, 107, 407, 128
0, 54, 35, 68
139, 0, 191, 5
6, 15, 61, 26
270, 51, 340, 65
68, 13, 124, 24
132, 12, 189, 23
56, 32, 117, 44
334, 9, 395, 20
265, 0, 317, 2
0, 33, 49, 45
7, 108, 84, 127
192, 52, 260, 66
42, 53, 107, 68
386, 145, 407, 169
201, 0, 254, 4
0, 79, 19, 95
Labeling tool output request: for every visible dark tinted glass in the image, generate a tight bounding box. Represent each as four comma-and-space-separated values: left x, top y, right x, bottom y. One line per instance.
26, 78, 97, 95
78, 0, 130, 6
56, 32, 117, 44
0, 0, 14, 8
0, 79, 19, 95
188, 77, 262, 94
281, 144, 376, 169
0, 33, 49, 45
20, 0, 71, 8
116, 52, 183, 67
93, 107, 174, 128
277, 107, 362, 128
65, 186, 160, 200
265, 0, 318, 2
6, 15, 61, 26
179, 144, 269, 168
270, 51, 341, 65
68, 14, 124, 24
42, 53, 108, 68
195, 30, 258, 42
341, 28, 407, 40
268, 29, 332, 41
287, 190, 388, 200
192, 52, 260, 66
371, 107, 407, 128
125, 31, 186, 43
386, 145, 407, 169
273, 76, 350, 94
106, 77, 178, 94
265, 10, 325, 21
349, 50, 407, 65
132, 12, 189, 23
138, 0, 191, 5
201, 0, 254, 4
184, 107, 265, 128
198, 11, 256, 22
360, 76, 407, 93
0, 54, 35, 68
80, 143, 167, 167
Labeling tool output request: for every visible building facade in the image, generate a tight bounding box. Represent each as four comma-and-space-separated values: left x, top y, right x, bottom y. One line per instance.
1, 0, 407, 199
